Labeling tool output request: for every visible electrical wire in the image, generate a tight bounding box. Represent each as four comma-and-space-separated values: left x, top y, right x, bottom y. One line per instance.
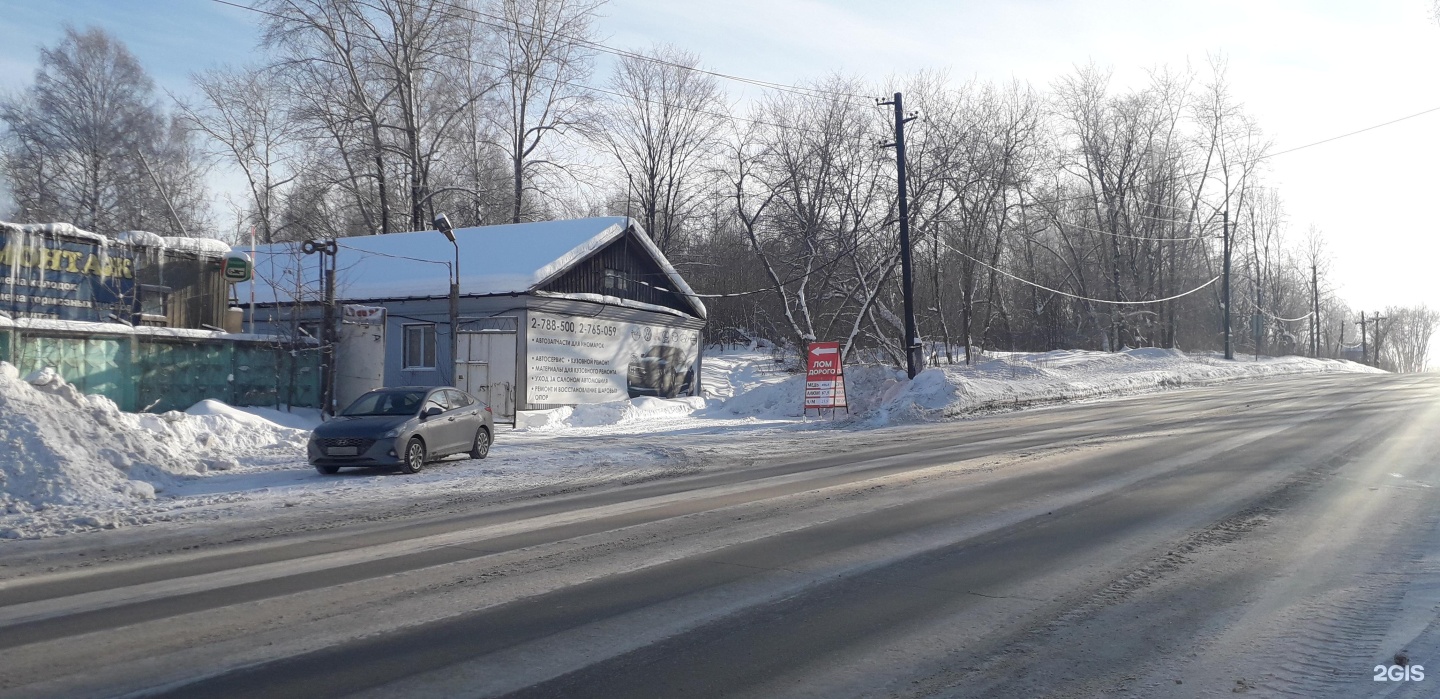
214, 0, 864, 138
352, 0, 870, 102
936, 238, 1221, 306
1237, 294, 1315, 322
215, 0, 1440, 306
219, 0, 1440, 217
1027, 103, 1440, 212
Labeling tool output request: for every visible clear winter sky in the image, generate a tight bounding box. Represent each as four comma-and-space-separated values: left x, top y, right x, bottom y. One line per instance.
1, 0, 1438, 325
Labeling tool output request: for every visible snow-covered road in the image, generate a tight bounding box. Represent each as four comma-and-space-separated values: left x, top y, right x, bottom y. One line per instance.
0, 371, 1434, 698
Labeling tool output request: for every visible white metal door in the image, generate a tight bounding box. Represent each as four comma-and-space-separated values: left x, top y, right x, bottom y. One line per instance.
458, 362, 488, 402
456, 329, 517, 423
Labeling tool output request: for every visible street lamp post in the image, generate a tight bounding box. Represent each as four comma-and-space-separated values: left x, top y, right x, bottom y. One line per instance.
434, 214, 459, 385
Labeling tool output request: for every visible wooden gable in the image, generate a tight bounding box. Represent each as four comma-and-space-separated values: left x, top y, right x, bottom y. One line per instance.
537, 229, 696, 317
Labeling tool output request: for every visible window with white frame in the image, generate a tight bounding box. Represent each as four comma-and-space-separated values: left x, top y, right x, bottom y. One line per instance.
403, 323, 437, 370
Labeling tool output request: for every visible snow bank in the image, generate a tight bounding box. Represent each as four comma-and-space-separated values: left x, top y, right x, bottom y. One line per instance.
0, 362, 194, 526
0, 345, 1380, 540
521, 396, 707, 430
0, 365, 315, 537
865, 348, 1382, 424
519, 347, 1378, 431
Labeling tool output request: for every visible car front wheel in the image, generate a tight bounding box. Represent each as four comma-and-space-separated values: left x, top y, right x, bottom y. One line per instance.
401, 437, 426, 474
469, 427, 491, 460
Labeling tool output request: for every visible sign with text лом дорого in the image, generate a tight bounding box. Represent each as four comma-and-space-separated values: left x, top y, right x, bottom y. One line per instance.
804, 341, 847, 412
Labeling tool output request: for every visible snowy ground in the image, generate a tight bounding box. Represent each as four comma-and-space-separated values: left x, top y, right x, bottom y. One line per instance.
0, 348, 1380, 540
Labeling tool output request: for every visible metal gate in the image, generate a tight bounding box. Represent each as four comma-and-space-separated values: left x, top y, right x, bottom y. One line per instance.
456, 319, 517, 423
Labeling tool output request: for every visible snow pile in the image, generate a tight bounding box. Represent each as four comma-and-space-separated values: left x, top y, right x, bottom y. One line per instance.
516, 347, 1379, 431
0, 344, 1381, 540
867, 348, 1382, 424
0, 364, 317, 535
522, 396, 707, 430
0, 362, 195, 521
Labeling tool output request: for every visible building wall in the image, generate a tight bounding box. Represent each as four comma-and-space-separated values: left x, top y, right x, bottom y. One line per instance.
247, 293, 705, 416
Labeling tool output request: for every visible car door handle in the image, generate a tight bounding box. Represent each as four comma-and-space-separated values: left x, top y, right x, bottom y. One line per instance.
447, 416, 456, 422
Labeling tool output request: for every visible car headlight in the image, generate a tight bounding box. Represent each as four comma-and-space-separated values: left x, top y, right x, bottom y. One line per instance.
381, 428, 399, 439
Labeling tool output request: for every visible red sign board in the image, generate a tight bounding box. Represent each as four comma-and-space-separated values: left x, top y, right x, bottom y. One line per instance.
804, 342, 847, 411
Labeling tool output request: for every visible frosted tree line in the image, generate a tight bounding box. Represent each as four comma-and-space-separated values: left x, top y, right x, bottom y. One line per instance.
1, 1, 1434, 371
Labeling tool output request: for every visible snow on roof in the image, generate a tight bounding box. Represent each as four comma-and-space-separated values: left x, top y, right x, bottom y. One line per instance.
1, 316, 296, 342
238, 217, 707, 319
1, 221, 232, 257
116, 230, 166, 247
0, 221, 108, 245
161, 236, 233, 256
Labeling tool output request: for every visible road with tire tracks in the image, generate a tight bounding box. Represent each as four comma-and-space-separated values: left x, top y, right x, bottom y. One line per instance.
1, 372, 1437, 698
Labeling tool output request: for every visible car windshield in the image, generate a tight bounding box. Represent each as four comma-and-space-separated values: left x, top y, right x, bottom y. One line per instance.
341, 390, 427, 416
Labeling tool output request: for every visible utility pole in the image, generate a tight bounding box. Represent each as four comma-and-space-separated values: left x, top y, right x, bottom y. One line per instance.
1372, 313, 1387, 369
1310, 261, 1320, 357
1357, 311, 1368, 365
879, 92, 922, 379
1254, 287, 1262, 362
1338, 312, 1344, 360
1222, 211, 1233, 360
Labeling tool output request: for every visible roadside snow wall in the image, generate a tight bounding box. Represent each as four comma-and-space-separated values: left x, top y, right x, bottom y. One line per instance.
0, 362, 305, 522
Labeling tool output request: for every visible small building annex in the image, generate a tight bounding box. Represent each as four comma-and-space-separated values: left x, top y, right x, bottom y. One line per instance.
239, 217, 707, 424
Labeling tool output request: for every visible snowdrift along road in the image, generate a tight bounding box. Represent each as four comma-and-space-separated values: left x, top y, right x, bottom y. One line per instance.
0, 349, 1378, 539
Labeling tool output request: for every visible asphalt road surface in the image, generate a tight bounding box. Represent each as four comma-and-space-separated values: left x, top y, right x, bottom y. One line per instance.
2, 373, 1438, 698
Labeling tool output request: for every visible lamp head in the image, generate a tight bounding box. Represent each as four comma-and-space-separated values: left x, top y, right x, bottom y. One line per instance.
433, 213, 455, 242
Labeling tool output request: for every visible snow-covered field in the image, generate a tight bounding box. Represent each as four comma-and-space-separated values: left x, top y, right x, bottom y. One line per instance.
0, 348, 1380, 539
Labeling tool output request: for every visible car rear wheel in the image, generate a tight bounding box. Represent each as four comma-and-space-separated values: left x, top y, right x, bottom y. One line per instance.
401, 437, 426, 474
469, 427, 491, 460
315, 464, 340, 475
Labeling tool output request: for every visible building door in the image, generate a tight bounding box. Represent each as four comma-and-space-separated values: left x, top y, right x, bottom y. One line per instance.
456, 324, 517, 423
459, 362, 489, 409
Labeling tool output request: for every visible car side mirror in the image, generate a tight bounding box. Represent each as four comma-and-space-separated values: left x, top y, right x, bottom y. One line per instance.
422, 406, 443, 419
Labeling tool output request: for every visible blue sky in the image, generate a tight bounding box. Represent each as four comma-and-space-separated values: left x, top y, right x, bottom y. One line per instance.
0, 1, 259, 93
2, 0, 1439, 319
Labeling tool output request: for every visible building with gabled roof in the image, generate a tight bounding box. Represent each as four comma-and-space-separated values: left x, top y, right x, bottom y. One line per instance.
239, 217, 707, 423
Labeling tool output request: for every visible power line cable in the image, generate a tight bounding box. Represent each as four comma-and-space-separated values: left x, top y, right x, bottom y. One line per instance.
218, 0, 864, 139
1020, 104, 1440, 212
1237, 294, 1315, 322
217, 0, 1440, 306
220, 0, 1440, 216
361, 0, 868, 101
936, 237, 1220, 306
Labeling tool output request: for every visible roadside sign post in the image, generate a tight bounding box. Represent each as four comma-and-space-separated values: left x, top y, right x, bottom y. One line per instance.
804, 341, 849, 418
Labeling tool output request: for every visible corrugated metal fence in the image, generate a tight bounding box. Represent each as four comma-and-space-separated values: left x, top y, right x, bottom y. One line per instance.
0, 327, 320, 413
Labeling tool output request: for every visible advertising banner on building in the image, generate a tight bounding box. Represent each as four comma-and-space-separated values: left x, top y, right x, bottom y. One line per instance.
804, 341, 848, 411
525, 310, 700, 405
0, 227, 135, 321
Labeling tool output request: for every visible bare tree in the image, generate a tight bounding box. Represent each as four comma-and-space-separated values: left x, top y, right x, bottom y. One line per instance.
486, 0, 602, 223
0, 25, 209, 234
1380, 304, 1440, 373
179, 66, 301, 243
600, 44, 725, 253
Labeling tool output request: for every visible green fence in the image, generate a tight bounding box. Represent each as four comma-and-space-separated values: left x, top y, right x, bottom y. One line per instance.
0, 327, 320, 413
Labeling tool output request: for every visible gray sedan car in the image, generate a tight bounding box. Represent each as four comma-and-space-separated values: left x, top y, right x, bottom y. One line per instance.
308, 386, 493, 474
